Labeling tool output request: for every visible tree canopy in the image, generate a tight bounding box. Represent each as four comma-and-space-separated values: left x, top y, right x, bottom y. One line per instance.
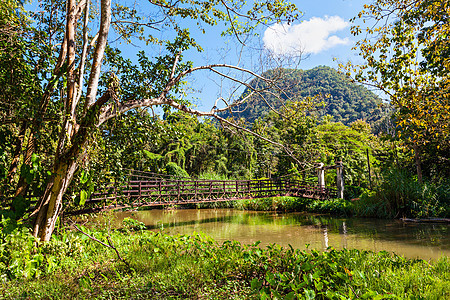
341, 0, 450, 180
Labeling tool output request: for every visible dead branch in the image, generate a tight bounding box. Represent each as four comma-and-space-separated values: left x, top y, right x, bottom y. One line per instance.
73, 224, 130, 268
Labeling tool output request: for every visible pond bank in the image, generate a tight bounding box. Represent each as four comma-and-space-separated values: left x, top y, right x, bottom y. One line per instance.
2, 228, 449, 299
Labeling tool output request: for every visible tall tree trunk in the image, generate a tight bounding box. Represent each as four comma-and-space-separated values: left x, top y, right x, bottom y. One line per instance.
33, 156, 79, 241
32, 88, 115, 241
32, 0, 114, 241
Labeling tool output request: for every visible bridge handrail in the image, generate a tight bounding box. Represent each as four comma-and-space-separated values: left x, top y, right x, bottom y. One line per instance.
87, 176, 335, 205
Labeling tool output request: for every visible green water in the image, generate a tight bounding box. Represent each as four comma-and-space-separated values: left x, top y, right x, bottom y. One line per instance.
97, 209, 450, 260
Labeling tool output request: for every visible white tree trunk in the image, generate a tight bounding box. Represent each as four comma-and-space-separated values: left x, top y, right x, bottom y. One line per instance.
33, 158, 79, 241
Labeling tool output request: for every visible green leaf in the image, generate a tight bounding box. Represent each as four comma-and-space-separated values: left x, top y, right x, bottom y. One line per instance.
304, 289, 316, 300
80, 170, 89, 184
79, 190, 87, 206
285, 292, 296, 300
251, 278, 262, 290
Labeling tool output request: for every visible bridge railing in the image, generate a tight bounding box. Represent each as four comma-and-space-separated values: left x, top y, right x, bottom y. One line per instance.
87, 177, 335, 207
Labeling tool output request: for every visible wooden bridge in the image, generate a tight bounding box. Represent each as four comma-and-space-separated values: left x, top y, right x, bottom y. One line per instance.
82, 167, 342, 213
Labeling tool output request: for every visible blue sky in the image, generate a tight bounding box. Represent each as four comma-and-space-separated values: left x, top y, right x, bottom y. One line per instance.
26, 0, 370, 112
263, 0, 367, 69
180, 0, 370, 111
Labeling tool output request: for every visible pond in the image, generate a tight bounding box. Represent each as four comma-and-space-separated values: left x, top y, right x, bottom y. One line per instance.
95, 209, 450, 260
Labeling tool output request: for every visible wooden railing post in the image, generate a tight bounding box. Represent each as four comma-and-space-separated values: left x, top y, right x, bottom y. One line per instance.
139, 181, 142, 198
195, 181, 198, 199
336, 161, 344, 199
317, 163, 325, 190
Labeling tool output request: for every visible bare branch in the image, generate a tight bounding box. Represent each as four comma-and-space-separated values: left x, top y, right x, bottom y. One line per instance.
75, 0, 90, 105
221, 0, 246, 46
111, 19, 163, 30
73, 224, 130, 267
170, 52, 181, 79
84, 0, 113, 112
174, 63, 275, 87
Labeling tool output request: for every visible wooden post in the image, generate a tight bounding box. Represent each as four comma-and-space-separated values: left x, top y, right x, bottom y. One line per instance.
366, 148, 372, 189
317, 163, 325, 190
195, 181, 198, 199
336, 161, 344, 199
413, 144, 423, 184
138, 181, 142, 198
158, 180, 162, 197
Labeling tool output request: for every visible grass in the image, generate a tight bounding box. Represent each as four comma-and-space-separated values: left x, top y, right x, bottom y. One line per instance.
0, 223, 449, 299
353, 169, 450, 219
234, 196, 353, 217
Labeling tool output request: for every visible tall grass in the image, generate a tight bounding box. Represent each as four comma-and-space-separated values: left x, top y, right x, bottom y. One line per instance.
354, 169, 450, 218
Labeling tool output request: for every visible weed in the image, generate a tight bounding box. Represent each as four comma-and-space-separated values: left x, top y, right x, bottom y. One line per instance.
0, 227, 448, 299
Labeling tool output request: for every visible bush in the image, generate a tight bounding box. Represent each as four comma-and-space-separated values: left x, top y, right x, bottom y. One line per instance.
353, 169, 450, 218
234, 196, 308, 211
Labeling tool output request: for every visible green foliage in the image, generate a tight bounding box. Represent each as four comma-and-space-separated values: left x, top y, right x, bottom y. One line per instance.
164, 162, 190, 178
0, 220, 45, 281
222, 66, 388, 128
307, 198, 353, 216
235, 196, 307, 212
1, 229, 448, 298
343, 0, 450, 179
122, 217, 146, 231
235, 196, 353, 216
354, 169, 450, 218
311, 121, 380, 188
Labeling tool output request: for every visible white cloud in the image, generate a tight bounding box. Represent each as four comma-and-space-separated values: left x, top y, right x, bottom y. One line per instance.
263, 16, 350, 55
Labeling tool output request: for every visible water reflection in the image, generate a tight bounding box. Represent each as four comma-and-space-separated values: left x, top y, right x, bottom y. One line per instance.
94, 209, 450, 260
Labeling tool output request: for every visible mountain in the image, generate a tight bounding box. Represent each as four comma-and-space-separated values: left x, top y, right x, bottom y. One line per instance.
222, 66, 388, 126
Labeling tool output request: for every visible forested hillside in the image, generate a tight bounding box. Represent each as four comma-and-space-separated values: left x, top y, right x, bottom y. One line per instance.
222, 66, 387, 126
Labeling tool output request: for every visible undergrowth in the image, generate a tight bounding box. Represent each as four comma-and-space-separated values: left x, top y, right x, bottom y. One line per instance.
353, 169, 450, 218
0, 221, 448, 299
234, 196, 353, 216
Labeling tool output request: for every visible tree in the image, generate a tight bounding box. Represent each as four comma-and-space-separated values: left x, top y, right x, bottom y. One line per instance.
0, 0, 48, 198
0, 0, 301, 241
341, 0, 450, 182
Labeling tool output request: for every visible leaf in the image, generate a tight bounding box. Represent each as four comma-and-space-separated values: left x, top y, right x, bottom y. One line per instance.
285, 292, 296, 300
272, 290, 282, 299
251, 278, 262, 290
304, 289, 316, 300
80, 170, 89, 184
79, 190, 87, 206
314, 280, 323, 291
